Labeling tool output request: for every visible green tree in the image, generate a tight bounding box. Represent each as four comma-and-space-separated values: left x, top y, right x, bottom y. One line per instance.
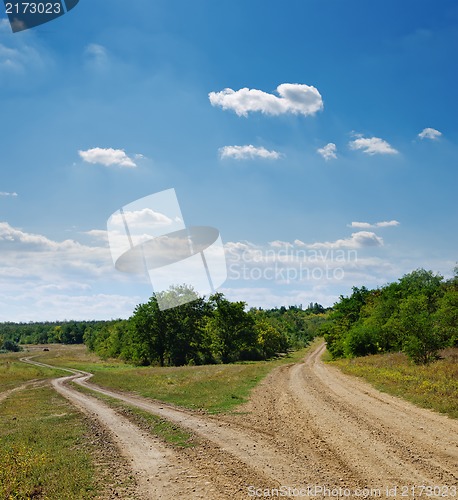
397, 295, 445, 364
156, 286, 207, 366
130, 297, 168, 366
254, 318, 289, 359
434, 288, 458, 347
323, 286, 370, 358
206, 293, 256, 363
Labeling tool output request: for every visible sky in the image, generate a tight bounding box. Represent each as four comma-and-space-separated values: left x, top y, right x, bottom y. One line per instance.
0, 0, 457, 321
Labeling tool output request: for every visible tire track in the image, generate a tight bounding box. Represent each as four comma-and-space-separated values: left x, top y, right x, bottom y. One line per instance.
22, 343, 458, 497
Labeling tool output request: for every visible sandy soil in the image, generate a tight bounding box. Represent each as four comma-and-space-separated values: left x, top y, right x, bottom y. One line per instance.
20, 343, 458, 498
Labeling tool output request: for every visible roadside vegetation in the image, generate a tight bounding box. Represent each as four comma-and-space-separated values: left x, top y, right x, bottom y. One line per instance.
83, 289, 327, 367
1, 288, 328, 368
0, 385, 99, 499
331, 348, 458, 418
322, 267, 458, 364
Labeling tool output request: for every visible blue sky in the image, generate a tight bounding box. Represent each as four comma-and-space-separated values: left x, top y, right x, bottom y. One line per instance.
0, 0, 457, 321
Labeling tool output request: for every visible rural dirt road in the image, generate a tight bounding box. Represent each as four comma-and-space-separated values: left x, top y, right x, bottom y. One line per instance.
21, 343, 458, 499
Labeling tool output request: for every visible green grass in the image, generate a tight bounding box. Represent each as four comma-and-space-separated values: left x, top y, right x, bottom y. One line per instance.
0, 385, 99, 499
35, 341, 317, 413
331, 347, 458, 419
0, 351, 64, 391
73, 382, 196, 448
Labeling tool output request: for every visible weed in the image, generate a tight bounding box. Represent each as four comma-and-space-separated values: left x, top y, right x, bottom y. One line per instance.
331, 348, 458, 419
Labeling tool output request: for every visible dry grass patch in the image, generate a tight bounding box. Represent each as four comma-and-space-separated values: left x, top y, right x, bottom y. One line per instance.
331, 347, 458, 419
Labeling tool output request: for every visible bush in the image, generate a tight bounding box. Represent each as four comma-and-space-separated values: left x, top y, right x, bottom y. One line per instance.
1, 340, 21, 352
344, 324, 381, 358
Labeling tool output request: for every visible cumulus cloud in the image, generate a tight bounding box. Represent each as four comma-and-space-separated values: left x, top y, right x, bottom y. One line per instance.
78, 147, 137, 168
85, 229, 109, 241
349, 136, 398, 155
0, 191, 18, 197
219, 145, 282, 160
226, 232, 383, 261
0, 221, 151, 321
305, 231, 384, 249
418, 128, 442, 140
209, 83, 323, 117
350, 220, 400, 229
110, 208, 173, 230
317, 143, 337, 161
0, 221, 88, 252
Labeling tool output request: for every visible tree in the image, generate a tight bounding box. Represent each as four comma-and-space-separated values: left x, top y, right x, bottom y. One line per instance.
206, 293, 256, 363
130, 297, 168, 366
1, 339, 21, 352
255, 318, 289, 359
323, 286, 371, 358
397, 295, 445, 364
156, 286, 207, 366
434, 288, 458, 347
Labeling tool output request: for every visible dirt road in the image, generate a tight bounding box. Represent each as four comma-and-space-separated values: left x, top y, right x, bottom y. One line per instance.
21, 343, 458, 498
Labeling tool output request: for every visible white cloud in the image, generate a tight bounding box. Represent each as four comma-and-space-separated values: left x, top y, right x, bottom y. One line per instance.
269, 240, 293, 248
350, 220, 400, 229
349, 222, 372, 229
78, 147, 137, 168
317, 143, 337, 161
418, 127, 442, 140
85, 229, 109, 241
305, 231, 384, 249
374, 220, 400, 228
0, 221, 151, 321
209, 83, 323, 117
0, 191, 17, 197
0, 221, 80, 250
349, 136, 398, 155
84, 43, 109, 70
0, 21, 52, 82
85, 43, 107, 59
110, 208, 173, 231
219, 145, 282, 160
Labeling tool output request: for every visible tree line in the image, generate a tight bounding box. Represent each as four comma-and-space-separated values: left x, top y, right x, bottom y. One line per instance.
0, 290, 328, 364
0, 320, 110, 352
322, 268, 458, 364
84, 287, 329, 366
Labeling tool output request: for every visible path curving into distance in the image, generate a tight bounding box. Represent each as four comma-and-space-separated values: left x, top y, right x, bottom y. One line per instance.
21, 342, 458, 498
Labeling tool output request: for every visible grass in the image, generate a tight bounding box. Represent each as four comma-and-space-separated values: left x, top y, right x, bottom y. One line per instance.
0, 385, 99, 499
35, 341, 317, 413
73, 382, 196, 448
330, 347, 458, 419
0, 351, 64, 392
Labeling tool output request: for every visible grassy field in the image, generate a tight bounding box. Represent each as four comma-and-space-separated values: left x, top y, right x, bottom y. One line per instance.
331, 347, 458, 419
34, 342, 316, 413
0, 350, 64, 392
0, 384, 99, 499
